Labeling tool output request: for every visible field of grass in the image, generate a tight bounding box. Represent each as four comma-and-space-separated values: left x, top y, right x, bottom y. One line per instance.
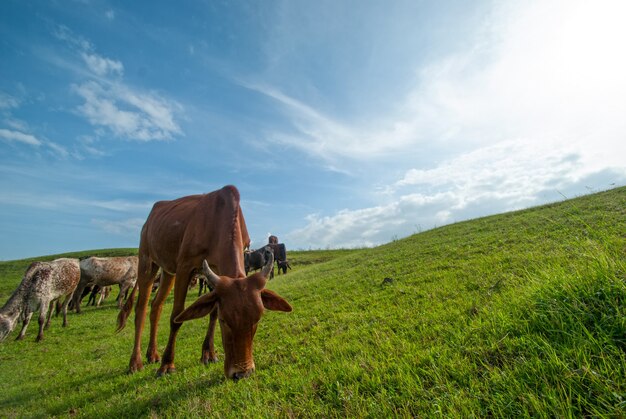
0, 187, 624, 417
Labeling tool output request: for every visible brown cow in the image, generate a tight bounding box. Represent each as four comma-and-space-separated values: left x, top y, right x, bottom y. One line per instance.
117, 185, 292, 379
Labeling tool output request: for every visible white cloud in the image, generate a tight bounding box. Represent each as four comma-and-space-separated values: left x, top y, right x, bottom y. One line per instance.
53, 25, 92, 52
73, 81, 182, 141
394, 139, 588, 203
0, 192, 153, 213
105, 10, 115, 20
81, 52, 124, 77
241, 82, 415, 163
0, 128, 42, 146
285, 0, 626, 249
3, 117, 29, 132
287, 192, 455, 249
249, 0, 626, 168
0, 92, 20, 110
92, 218, 144, 236
46, 141, 70, 158
52, 24, 183, 142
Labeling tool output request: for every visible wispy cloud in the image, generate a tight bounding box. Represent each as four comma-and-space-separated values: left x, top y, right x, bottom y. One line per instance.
1, 114, 72, 157
394, 139, 586, 203
246, 0, 626, 170
0, 128, 42, 146
0, 92, 20, 110
92, 218, 144, 236
241, 82, 416, 163
46, 141, 70, 158
53, 24, 92, 52
284, 0, 626, 249
287, 192, 455, 249
72, 81, 181, 141
54, 24, 183, 142
81, 52, 123, 77
0, 191, 153, 213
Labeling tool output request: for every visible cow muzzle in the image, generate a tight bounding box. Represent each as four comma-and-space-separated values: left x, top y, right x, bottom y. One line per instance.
227, 361, 255, 381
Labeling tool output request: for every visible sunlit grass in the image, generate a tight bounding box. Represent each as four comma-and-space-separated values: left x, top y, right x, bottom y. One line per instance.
0, 187, 624, 417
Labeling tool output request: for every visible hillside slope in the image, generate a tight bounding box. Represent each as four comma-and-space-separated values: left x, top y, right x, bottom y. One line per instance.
268, 187, 625, 416
0, 187, 624, 417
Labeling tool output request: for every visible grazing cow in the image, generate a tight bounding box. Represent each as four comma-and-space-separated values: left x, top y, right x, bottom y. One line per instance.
116, 185, 292, 379
244, 246, 274, 276
278, 259, 292, 275
0, 258, 80, 342
72, 256, 138, 313
268, 243, 291, 275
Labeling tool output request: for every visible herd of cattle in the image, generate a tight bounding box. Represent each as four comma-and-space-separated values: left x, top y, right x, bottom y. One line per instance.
0, 186, 293, 380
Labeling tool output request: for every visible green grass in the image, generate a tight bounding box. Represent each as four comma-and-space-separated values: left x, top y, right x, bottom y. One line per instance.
0, 187, 624, 417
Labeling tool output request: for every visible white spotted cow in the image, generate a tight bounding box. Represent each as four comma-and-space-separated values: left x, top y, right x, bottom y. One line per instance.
72, 256, 138, 313
0, 258, 81, 342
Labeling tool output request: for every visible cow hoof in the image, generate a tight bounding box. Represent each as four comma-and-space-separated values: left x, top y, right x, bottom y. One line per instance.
156, 366, 176, 377
201, 355, 219, 365
147, 352, 160, 364
128, 362, 144, 374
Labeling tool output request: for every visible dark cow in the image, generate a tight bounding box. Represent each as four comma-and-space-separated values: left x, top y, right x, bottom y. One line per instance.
268, 243, 291, 276
196, 274, 210, 296
87, 285, 111, 307
244, 246, 274, 276
117, 185, 292, 379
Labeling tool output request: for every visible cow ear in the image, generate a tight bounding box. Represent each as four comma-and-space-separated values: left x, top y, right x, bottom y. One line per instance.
261, 289, 292, 312
174, 292, 219, 323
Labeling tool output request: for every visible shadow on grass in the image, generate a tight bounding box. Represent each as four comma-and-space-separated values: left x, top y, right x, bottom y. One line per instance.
2, 364, 225, 417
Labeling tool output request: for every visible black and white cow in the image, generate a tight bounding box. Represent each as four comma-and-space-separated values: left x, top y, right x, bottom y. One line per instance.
268, 243, 291, 275
244, 246, 274, 277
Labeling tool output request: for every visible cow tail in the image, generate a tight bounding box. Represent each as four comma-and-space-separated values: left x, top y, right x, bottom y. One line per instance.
116, 283, 138, 333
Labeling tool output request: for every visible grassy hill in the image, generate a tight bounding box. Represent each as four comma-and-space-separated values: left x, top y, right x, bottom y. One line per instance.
0, 187, 624, 417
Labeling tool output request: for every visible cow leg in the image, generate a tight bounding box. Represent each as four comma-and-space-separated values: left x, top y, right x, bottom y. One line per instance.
61, 293, 72, 327
72, 281, 87, 314
44, 300, 55, 329
16, 312, 33, 340
157, 267, 193, 376
88, 286, 96, 306
97, 286, 109, 306
37, 302, 49, 342
201, 308, 219, 364
197, 278, 204, 297
117, 284, 128, 309
129, 261, 159, 373
146, 271, 175, 364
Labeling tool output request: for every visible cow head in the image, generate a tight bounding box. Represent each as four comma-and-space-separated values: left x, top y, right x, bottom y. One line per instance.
174, 254, 291, 380
0, 312, 19, 343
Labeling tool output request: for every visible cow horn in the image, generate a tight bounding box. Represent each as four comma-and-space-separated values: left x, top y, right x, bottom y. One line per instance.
261, 252, 274, 278
202, 260, 221, 287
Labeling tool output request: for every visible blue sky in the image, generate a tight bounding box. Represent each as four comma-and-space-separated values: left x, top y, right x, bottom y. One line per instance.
1, 0, 625, 260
